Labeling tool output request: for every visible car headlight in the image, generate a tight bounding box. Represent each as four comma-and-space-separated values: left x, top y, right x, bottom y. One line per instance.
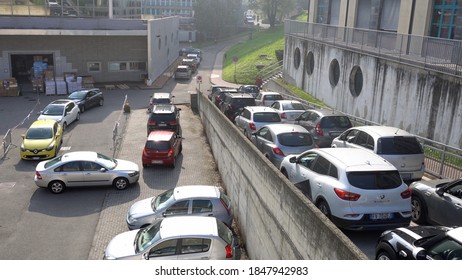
128, 171, 139, 177
46, 142, 55, 151
20, 143, 26, 151
57, 118, 63, 123
127, 215, 137, 224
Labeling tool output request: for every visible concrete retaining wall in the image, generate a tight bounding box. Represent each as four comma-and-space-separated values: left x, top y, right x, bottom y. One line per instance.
197, 92, 367, 260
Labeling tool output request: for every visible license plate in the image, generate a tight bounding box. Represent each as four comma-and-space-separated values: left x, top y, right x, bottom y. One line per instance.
152, 160, 163, 164
401, 173, 411, 179
158, 124, 167, 127
32, 157, 40, 160
370, 213, 393, 220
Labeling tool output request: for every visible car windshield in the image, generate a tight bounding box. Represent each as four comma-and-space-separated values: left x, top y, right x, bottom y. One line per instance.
68, 91, 86, 99
26, 127, 53, 139
282, 103, 305, 110
253, 112, 281, 122
135, 219, 162, 253
377, 136, 423, 155
347, 171, 402, 189
320, 116, 352, 128
151, 188, 175, 211
42, 104, 64, 116
96, 153, 117, 169
278, 132, 313, 147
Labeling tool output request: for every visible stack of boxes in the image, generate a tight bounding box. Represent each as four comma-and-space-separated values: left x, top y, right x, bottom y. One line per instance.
65, 72, 83, 93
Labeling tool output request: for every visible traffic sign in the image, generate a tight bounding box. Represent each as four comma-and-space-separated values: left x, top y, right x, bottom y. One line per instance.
233, 56, 238, 64
197, 75, 202, 82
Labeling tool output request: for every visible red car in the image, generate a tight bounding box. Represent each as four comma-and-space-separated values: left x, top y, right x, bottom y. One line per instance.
142, 130, 182, 168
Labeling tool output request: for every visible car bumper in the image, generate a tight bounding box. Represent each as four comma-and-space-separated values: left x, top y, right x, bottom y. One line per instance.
142, 155, 174, 166
20, 149, 55, 160
331, 214, 411, 231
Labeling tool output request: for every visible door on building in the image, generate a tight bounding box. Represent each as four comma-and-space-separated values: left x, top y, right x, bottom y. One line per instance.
10, 53, 54, 84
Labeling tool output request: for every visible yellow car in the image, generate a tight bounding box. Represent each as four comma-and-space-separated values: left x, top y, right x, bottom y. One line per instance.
20, 120, 63, 160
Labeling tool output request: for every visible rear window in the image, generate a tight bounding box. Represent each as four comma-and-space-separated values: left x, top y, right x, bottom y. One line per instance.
176, 68, 188, 73
320, 116, 352, 129
230, 98, 256, 107
266, 95, 282, 101
378, 136, 423, 155
149, 113, 176, 122
347, 171, 402, 189
278, 133, 314, 147
220, 193, 231, 209
253, 112, 281, 122
282, 103, 305, 110
145, 140, 170, 151
216, 219, 233, 245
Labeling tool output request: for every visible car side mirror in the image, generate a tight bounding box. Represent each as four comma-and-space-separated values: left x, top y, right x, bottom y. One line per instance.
289, 156, 297, 163
99, 168, 107, 172
21, 134, 25, 139
436, 187, 445, 196
346, 136, 355, 143
413, 248, 427, 260
37, 112, 41, 116
143, 253, 149, 260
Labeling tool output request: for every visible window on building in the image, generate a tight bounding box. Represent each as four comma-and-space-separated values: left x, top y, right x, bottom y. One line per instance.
431, 0, 459, 39
380, 0, 400, 31
109, 61, 147, 72
329, 0, 340, 25
87, 62, 101, 72
316, 0, 328, 23
356, 0, 371, 29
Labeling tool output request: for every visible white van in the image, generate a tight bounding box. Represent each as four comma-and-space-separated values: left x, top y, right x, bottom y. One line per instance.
331, 126, 425, 181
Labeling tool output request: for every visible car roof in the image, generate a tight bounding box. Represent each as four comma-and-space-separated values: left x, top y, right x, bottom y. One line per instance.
260, 91, 281, 96
177, 65, 189, 69
306, 108, 347, 117
226, 93, 254, 98
350, 126, 415, 138
30, 119, 57, 127
245, 106, 278, 113
152, 92, 171, 98
151, 104, 176, 113
60, 151, 99, 162
276, 100, 303, 104
264, 124, 309, 134
313, 148, 396, 171
160, 216, 218, 238
447, 227, 462, 243
147, 130, 175, 141
173, 185, 220, 200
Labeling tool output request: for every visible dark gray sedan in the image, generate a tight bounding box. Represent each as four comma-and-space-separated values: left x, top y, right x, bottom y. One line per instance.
67, 88, 104, 113
410, 178, 462, 226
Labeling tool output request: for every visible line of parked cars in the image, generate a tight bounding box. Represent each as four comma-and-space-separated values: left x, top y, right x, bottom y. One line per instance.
209, 84, 462, 260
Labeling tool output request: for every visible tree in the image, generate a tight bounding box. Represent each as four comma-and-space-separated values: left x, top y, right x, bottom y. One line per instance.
251, 0, 296, 28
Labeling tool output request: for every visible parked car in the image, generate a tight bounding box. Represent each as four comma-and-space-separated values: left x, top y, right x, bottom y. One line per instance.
213, 88, 240, 107
104, 216, 240, 260
219, 92, 256, 122
66, 88, 104, 113
186, 53, 201, 65
126, 185, 234, 229
251, 124, 316, 167
254, 91, 283, 106
331, 125, 425, 182
147, 104, 181, 136
148, 92, 174, 113
238, 85, 260, 98
295, 109, 352, 148
207, 85, 235, 102
375, 225, 462, 260
34, 151, 140, 194
269, 100, 306, 123
179, 47, 201, 59
142, 130, 182, 168
37, 99, 80, 130
234, 106, 281, 138
174, 65, 191, 80
279, 148, 412, 230
181, 58, 197, 73
20, 119, 63, 160
409, 178, 462, 226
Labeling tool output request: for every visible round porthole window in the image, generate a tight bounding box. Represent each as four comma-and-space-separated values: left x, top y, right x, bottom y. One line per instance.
349, 65, 363, 97
305, 51, 314, 75
329, 59, 340, 87
294, 47, 301, 69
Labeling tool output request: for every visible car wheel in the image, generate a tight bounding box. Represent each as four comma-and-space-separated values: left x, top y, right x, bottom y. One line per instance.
243, 129, 249, 139
80, 105, 85, 113
411, 195, 427, 224
316, 200, 332, 220
376, 243, 397, 260
142, 164, 147, 168
49, 180, 65, 194
99, 99, 104, 106
281, 169, 289, 179
113, 177, 129, 190
62, 122, 67, 131
179, 144, 183, 154
171, 156, 176, 168
76, 112, 80, 121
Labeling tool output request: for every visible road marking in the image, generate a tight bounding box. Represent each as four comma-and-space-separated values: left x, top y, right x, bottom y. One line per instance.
61, 146, 71, 151
0, 182, 16, 189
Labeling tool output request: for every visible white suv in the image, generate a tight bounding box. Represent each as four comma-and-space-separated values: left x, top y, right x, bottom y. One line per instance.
279, 148, 412, 230
234, 106, 281, 138
331, 126, 425, 182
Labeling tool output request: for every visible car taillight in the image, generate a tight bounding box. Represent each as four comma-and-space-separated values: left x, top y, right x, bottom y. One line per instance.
334, 188, 360, 201
220, 198, 231, 216
261, 96, 266, 104
315, 124, 323, 136
168, 121, 177, 125
225, 244, 233, 259
142, 149, 150, 156
167, 149, 173, 157
35, 171, 42, 180
249, 122, 256, 131
401, 188, 411, 199
148, 121, 156, 125
281, 112, 287, 119
272, 147, 284, 156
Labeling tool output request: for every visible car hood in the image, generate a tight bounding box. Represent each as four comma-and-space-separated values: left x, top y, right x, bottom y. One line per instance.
389, 226, 451, 244
23, 138, 53, 149
129, 197, 156, 219
104, 229, 139, 259
114, 159, 139, 172
411, 178, 453, 190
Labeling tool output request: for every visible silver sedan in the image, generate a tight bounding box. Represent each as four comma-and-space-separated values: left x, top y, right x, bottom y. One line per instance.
34, 151, 140, 194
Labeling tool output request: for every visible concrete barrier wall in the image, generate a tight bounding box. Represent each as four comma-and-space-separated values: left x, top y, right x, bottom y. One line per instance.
197, 92, 367, 260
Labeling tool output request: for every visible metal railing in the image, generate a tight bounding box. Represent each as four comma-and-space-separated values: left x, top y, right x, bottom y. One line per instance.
258, 60, 283, 81
284, 20, 462, 78
112, 95, 129, 158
